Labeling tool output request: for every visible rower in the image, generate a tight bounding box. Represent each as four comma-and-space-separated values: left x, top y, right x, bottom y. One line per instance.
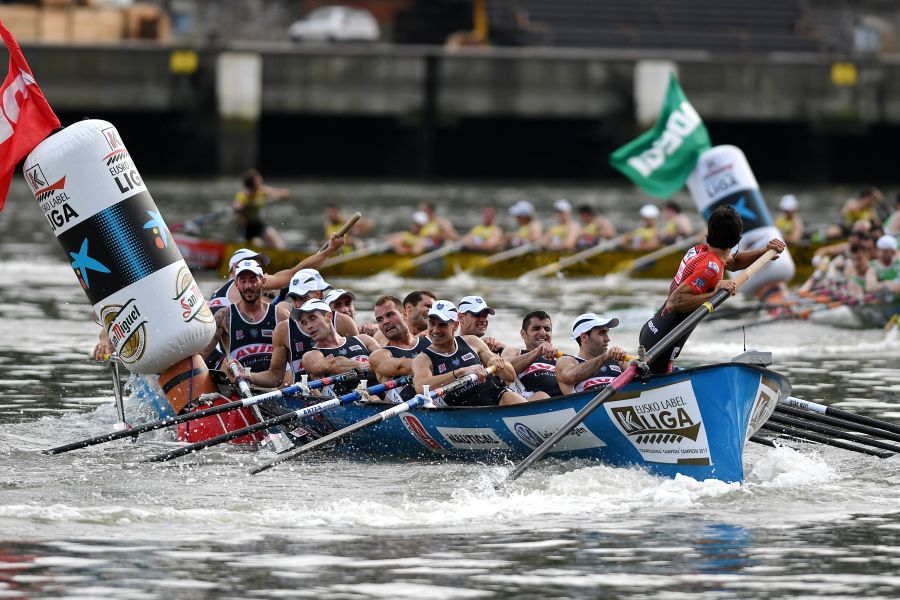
208, 260, 278, 376
324, 287, 378, 337
233, 168, 288, 249
659, 200, 695, 244
576, 204, 616, 249
461, 207, 504, 252
556, 313, 629, 395
775, 195, 804, 245
368, 295, 432, 403
296, 299, 381, 396
418, 201, 459, 249
872, 235, 900, 296
457, 295, 505, 354
507, 200, 542, 248
399, 290, 437, 339
275, 268, 359, 337
388, 211, 429, 255
323, 203, 374, 251
412, 301, 526, 406
625, 204, 661, 251
501, 310, 562, 400
542, 198, 580, 251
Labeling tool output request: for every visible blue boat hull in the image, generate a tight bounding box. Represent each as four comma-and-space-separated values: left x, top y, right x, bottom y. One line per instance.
281, 363, 790, 483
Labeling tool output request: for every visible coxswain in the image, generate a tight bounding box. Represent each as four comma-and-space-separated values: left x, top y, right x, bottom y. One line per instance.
368, 295, 432, 403
233, 168, 288, 249
461, 207, 504, 252
501, 310, 562, 400
295, 299, 381, 396
639, 206, 785, 375
775, 195, 804, 245
556, 313, 629, 394
576, 204, 616, 249
207, 260, 279, 376
457, 295, 506, 354
542, 198, 580, 251
324, 287, 379, 337
507, 200, 542, 248
412, 301, 526, 406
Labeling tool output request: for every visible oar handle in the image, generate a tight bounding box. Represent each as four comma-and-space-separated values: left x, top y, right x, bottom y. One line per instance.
319, 212, 362, 251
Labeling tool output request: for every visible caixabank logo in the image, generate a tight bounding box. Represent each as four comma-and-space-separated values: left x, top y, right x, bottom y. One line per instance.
604, 380, 711, 466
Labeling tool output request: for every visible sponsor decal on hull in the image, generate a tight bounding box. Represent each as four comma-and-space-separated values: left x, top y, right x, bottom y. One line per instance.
502, 409, 606, 452
399, 414, 447, 453
746, 375, 779, 440
604, 380, 710, 465
436, 427, 510, 450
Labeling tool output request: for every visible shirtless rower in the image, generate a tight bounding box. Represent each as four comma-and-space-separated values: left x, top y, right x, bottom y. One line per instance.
501, 310, 562, 400
205, 260, 279, 376
556, 313, 629, 395
296, 299, 381, 396
368, 295, 432, 403
457, 295, 506, 354
412, 301, 526, 406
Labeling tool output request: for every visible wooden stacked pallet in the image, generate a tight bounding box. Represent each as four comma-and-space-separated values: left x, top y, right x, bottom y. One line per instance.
0, 0, 170, 43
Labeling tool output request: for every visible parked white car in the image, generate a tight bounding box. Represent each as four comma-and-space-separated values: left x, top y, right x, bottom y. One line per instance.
288, 6, 380, 43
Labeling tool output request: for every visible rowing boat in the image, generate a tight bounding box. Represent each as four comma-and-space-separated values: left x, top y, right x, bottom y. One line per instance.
174, 233, 821, 283
143, 359, 788, 482
808, 299, 900, 329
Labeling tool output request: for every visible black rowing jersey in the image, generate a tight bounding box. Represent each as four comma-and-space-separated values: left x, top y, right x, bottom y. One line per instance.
287, 318, 316, 383
207, 280, 234, 315
516, 349, 563, 398
228, 302, 277, 373
383, 337, 432, 403
572, 355, 622, 393
316, 335, 370, 396
423, 336, 503, 406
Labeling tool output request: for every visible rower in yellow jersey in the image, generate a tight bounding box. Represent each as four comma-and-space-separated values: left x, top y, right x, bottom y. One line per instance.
576, 204, 616, 249
233, 169, 289, 249
659, 200, 695, 244
624, 204, 661, 251
841, 187, 884, 233
418, 201, 459, 251
323, 203, 375, 252
542, 199, 580, 251
507, 200, 543, 247
774, 194, 804, 245
461, 207, 504, 252
388, 211, 429, 255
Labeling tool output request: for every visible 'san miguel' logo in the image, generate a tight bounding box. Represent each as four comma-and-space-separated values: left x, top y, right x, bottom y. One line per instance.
173, 266, 212, 324
101, 299, 148, 365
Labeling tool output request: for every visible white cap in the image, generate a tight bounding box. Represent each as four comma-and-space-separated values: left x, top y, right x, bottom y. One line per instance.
412, 211, 429, 226
779, 194, 799, 212
876, 234, 898, 251
233, 259, 264, 277
324, 288, 355, 305
427, 300, 458, 323
287, 269, 328, 299
553, 198, 573, 213
571, 313, 620, 341
297, 299, 332, 314
509, 200, 534, 217
639, 204, 660, 219
229, 248, 270, 271
458, 295, 495, 315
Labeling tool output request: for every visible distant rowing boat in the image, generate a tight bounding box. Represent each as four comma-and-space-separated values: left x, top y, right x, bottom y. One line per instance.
175, 233, 822, 282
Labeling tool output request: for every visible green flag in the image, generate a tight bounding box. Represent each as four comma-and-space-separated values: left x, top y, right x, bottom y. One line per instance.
609, 74, 711, 198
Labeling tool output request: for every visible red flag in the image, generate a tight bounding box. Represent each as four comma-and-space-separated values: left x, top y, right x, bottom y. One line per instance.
0, 21, 60, 210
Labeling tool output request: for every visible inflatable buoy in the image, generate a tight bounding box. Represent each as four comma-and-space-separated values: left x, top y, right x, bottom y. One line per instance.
686, 145, 795, 297
24, 119, 215, 374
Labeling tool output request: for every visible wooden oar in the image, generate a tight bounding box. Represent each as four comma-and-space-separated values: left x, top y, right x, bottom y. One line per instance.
610, 232, 705, 277
503, 249, 778, 484
317, 212, 360, 252
42, 369, 365, 454
389, 241, 463, 276
518, 235, 627, 280
322, 239, 391, 268
460, 243, 535, 275
249, 366, 497, 475
146, 376, 412, 463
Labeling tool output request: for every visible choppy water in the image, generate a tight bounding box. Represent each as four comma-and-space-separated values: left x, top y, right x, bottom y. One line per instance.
1, 178, 899, 599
